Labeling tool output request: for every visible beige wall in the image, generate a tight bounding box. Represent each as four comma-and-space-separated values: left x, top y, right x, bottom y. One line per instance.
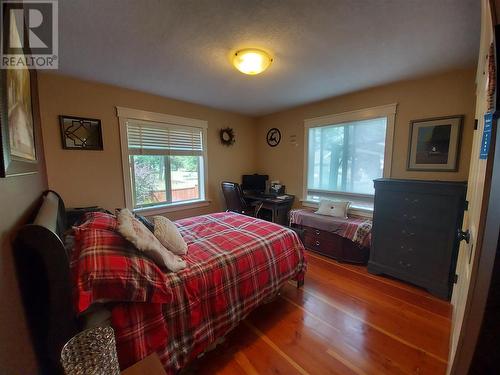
0, 75, 46, 374
37, 73, 257, 220
255, 69, 476, 201
37, 68, 476, 219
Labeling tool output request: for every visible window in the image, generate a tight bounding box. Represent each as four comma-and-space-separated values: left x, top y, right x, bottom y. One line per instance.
117, 107, 208, 212
304, 104, 396, 209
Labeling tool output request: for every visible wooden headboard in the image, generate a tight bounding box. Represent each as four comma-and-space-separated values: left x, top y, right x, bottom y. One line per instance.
13, 190, 78, 375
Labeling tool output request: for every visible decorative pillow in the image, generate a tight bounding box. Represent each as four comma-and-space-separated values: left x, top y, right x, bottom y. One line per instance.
115, 209, 155, 233
71, 226, 173, 313
116, 209, 186, 272
152, 216, 188, 255
315, 199, 350, 219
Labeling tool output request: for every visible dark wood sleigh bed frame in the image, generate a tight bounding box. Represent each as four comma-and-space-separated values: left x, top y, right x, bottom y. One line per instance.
13, 190, 78, 374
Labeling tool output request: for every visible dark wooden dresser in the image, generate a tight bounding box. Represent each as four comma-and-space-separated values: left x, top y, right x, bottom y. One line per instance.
368, 179, 467, 299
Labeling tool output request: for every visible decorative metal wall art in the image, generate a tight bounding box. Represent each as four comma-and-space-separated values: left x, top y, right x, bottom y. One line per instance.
59, 115, 103, 150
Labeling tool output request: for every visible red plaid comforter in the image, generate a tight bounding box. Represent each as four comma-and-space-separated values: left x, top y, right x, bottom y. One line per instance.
72, 212, 306, 373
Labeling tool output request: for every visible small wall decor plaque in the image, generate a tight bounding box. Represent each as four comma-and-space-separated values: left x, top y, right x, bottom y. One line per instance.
266, 128, 281, 147
59, 115, 103, 150
219, 127, 235, 146
407, 115, 463, 171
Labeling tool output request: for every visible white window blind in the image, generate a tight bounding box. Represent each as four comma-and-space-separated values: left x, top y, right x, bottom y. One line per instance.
303, 104, 397, 212
307, 117, 387, 197
127, 121, 204, 156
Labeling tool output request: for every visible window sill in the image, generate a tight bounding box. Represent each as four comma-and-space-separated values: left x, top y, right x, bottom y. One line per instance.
300, 199, 373, 218
133, 199, 211, 216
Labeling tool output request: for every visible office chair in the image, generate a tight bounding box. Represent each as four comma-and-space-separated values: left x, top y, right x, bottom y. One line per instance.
221, 181, 263, 217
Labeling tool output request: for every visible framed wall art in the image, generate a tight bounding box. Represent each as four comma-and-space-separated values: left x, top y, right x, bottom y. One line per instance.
0, 31, 39, 177
59, 115, 103, 150
407, 115, 464, 172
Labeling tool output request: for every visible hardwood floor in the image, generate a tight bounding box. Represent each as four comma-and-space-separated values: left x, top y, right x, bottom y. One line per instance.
188, 251, 451, 375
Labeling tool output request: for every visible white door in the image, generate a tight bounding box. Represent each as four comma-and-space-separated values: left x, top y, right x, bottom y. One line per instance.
448, 0, 494, 373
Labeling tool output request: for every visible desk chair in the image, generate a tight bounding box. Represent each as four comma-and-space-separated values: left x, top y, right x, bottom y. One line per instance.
221, 181, 263, 217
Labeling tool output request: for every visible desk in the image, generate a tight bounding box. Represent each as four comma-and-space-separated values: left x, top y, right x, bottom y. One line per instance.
244, 194, 294, 225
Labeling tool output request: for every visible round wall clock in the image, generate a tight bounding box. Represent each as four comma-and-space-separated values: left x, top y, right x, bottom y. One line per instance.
219, 127, 235, 146
266, 128, 281, 147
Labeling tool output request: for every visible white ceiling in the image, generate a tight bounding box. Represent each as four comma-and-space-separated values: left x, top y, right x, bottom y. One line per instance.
58, 0, 480, 116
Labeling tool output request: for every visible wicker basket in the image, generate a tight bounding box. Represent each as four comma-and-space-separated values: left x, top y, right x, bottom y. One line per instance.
60, 326, 120, 375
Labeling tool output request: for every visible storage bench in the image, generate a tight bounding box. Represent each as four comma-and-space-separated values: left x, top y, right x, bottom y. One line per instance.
289, 209, 372, 264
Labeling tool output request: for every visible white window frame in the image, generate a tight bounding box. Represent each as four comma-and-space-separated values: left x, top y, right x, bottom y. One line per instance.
117, 106, 210, 214
302, 103, 397, 214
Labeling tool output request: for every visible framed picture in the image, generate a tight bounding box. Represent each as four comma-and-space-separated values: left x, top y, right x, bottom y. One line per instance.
0, 10, 39, 177
407, 115, 464, 172
59, 115, 103, 150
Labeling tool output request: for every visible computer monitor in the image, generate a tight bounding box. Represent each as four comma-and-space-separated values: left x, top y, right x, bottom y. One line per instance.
242, 174, 268, 193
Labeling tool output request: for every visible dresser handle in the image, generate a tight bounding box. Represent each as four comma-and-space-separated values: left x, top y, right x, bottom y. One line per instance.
401, 230, 415, 236
315, 240, 320, 246
399, 260, 412, 268
404, 197, 419, 203
399, 245, 414, 252
402, 214, 417, 220
315, 230, 320, 235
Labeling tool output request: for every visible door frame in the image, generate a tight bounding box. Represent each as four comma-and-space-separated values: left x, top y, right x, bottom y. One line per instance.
449, 27, 500, 372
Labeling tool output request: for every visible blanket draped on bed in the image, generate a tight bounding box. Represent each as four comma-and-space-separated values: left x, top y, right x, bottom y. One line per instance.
72, 212, 306, 374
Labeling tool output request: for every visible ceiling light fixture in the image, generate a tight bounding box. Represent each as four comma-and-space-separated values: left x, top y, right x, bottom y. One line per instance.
232, 49, 273, 75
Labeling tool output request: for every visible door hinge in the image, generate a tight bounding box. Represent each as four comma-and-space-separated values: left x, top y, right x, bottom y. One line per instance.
474, 119, 478, 130
464, 200, 469, 211
454, 274, 459, 284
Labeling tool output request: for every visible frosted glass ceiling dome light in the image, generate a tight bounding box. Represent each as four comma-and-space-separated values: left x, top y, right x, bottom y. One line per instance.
232, 49, 273, 75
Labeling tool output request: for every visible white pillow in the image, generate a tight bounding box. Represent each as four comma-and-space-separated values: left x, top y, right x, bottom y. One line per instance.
152, 215, 188, 255
116, 209, 186, 272
315, 200, 350, 219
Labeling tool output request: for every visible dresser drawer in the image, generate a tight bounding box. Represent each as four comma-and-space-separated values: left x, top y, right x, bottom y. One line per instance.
302, 226, 343, 259
374, 190, 457, 229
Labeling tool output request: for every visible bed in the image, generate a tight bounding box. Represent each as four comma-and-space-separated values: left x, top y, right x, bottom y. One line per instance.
13, 191, 307, 374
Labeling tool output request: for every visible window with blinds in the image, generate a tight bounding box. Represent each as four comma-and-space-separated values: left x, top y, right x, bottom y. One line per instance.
119, 114, 207, 210
126, 122, 204, 156
306, 117, 387, 197
303, 104, 396, 212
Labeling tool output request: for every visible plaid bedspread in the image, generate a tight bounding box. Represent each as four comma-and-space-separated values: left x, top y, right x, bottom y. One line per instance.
289, 208, 372, 248
72, 212, 306, 373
